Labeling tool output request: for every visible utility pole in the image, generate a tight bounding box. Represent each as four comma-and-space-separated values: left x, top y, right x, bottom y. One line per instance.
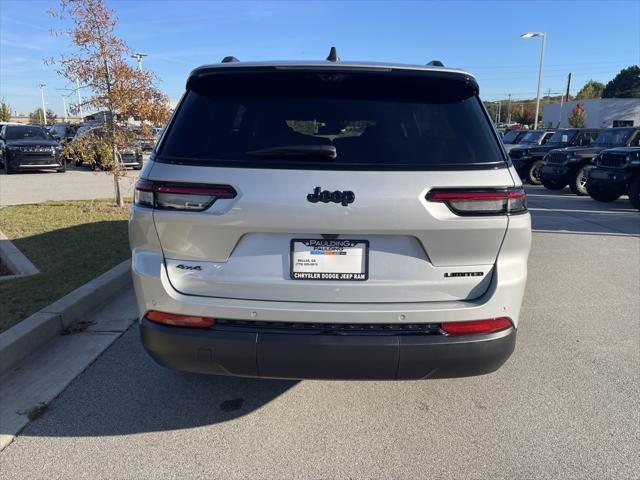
558, 73, 572, 128
507, 94, 512, 124
61, 95, 68, 122
76, 78, 84, 118
131, 52, 148, 71
37, 83, 47, 125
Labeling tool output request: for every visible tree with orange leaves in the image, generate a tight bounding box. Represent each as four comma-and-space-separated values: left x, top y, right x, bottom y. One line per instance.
48, 0, 170, 206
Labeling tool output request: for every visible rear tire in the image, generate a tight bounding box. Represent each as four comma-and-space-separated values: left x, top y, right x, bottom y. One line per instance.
569, 165, 590, 196
629, 176, 640, 211
587, 182, 621, 202
527, 160, 544, 185
541, 177, 566, 190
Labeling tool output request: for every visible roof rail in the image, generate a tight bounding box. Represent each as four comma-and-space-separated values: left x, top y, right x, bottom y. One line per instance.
221, 56, 239, 63
326, 46, 339, 62
426, 60, 444, 67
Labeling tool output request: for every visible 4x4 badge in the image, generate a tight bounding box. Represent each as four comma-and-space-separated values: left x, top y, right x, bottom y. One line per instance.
307, 187, 355, 206
176, 264, 202, 271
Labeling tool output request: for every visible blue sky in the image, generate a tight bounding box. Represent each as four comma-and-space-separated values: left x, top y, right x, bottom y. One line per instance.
1, 0, 639, 115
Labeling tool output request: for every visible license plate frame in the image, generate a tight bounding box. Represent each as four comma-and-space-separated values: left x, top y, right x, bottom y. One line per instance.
290, 238, 369, 281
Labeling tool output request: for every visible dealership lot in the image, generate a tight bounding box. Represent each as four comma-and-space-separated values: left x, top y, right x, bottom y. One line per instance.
0, 164, 141, 207
0, 187, 638, 479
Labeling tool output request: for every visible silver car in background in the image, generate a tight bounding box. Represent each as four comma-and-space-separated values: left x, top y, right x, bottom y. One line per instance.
129, 57, 531, 380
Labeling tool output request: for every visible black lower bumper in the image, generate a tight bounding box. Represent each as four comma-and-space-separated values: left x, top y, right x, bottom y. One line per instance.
9, 153, 61, 170
540, 164, 572, 182
140, 319, 516, 380
588, 167, 633, 191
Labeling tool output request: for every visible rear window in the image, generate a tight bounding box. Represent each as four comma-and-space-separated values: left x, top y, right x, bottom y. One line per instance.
158, 70, 504, 170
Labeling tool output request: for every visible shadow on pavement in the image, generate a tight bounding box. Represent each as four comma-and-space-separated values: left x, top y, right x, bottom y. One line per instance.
14, 327, 297, 437
525, 186, 639, 236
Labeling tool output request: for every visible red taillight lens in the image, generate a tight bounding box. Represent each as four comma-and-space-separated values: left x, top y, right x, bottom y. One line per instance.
134, 180, 237, 211
426, 188, 527, 215
146, 310, 215, 328
441, 317, 512, 335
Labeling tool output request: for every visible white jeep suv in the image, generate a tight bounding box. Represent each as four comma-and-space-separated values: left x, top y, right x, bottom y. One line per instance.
129, 54, 531, 380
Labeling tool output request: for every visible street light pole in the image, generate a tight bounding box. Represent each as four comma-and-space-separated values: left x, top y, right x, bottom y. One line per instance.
37, 83, 47, 126
131, 52, 148, 71
61, 95, 68, 122
521, 32, 546, 130
76, 78, 84, 118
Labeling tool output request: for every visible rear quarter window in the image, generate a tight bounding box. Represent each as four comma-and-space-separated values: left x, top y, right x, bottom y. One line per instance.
158, 70, 505, 170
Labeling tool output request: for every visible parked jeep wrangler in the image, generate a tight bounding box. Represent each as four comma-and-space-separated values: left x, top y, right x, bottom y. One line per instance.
539, 127, 639, 195
587, 146, 640, 210
510, 128, 590, 185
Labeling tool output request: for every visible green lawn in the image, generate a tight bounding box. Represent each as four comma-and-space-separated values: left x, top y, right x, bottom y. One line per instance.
0, 200, 130, 332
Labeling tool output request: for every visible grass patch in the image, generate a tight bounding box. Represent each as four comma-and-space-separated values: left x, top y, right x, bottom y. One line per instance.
0, 200, 130, 332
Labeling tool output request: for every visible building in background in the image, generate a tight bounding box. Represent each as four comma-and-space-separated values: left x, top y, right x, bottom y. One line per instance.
542, 98, 640, 128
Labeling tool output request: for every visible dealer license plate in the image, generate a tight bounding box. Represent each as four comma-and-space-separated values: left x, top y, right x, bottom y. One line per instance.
290, 239, 369, 281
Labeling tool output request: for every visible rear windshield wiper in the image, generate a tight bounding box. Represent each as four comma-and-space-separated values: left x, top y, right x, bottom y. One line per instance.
246, 145, 337, 160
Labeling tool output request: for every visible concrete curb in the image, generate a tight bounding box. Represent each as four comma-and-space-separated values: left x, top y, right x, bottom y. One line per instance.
0, 259, 131, 377
0, 230, 39, 280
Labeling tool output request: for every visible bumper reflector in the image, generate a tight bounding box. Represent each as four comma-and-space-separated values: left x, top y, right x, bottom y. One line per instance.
146, 310, 215, 328
441, 317, 512, 335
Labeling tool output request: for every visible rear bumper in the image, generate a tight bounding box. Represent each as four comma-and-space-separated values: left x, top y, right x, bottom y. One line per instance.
140, 318, 516, 380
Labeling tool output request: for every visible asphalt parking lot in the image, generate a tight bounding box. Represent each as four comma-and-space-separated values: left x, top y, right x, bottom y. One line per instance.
0, 187, 638, 479
0, 163, 141, 206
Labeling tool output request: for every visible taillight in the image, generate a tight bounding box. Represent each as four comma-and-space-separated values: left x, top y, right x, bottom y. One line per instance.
134, 179, 237, 211
441, 317, 512, 335
426, 188, 526, 216
146, 310, 215, 328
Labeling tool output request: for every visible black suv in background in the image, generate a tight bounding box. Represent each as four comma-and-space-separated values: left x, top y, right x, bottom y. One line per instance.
587, 146, 640, 210
48, 123, 80, 145
507, 130, 554, 183
539, 127, 639, 195
0, 124, 64, 174
510, 129, 596, 185
71, 126, 144, 170
501, 129, 527, 147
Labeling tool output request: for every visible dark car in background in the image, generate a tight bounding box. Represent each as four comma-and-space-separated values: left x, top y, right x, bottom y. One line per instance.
501, 129, 528, 147
0, 124, 64, 174
507, 130, 554, 183
587, 146, 640, 210
47, 123, 80, 145
510, 128, 597, 185
71, 126, 143, 170
539, 127, 639, 195
128, 127, 155, 152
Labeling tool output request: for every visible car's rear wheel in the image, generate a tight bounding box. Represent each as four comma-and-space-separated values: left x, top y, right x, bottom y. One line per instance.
569, 165, 590, 196
540, 177, 566, 190
629, 176, 640, 210
587, 182, 621, 202
527, 160, 544, 185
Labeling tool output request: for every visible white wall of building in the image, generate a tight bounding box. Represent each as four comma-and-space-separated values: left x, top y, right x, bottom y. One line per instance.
542, 98, 640, 128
